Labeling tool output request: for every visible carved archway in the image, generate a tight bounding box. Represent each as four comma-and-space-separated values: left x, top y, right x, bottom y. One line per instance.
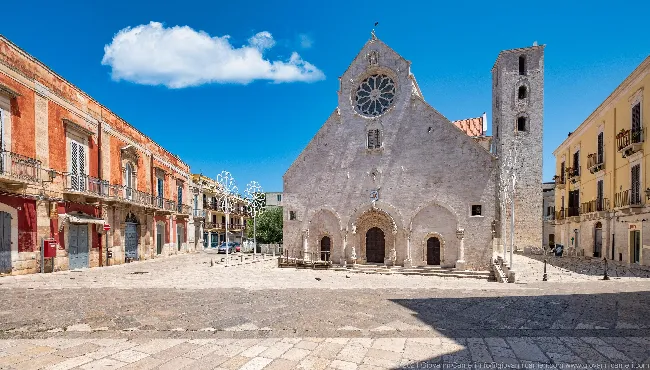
354, 208, 396, 264
423, 232, 445, 265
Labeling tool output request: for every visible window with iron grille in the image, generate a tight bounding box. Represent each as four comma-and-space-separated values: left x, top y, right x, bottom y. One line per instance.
632, 103, 642, 143
573, 151, 580, 176
367, 129, 381, 149
631, 164, 641, 205
70, 140, 86, 191
597, 132, 604, 164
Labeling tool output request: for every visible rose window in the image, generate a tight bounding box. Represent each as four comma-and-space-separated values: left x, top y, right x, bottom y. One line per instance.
354, 74, 396, 117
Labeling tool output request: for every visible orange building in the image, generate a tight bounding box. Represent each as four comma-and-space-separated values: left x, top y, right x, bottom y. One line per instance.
0, 35, 201, 275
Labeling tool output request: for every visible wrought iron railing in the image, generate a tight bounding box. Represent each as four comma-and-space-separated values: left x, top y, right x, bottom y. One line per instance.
0, 151, 42, 183
193, 209, 205, 218
587, 153, 604, 172
553, 175, 565, 187
64, 173, 109, 196
614, 189, 642, 208
580, 198, 609, 214
567, 206, 580, 217
617, 128, 644, 151
554, 208, 565, 221
164, 199, 176, 212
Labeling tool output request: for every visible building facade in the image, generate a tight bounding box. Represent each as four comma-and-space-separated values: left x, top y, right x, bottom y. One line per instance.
264, 192, 283, 208
0, 36, 198, 276
552, 55, 650, 266
283, 35, 544, 270
193, 174, 248, 248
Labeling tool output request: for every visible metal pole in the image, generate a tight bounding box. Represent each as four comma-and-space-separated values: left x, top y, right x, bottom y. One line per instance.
542, 259, 548, 281
225, 196, 229, 265
253, 216, 257, 259
40, 237, 44, 274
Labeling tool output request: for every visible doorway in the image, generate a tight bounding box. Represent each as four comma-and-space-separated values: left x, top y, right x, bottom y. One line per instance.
320, 236, 331, 261
69, 224, 89, 269
177, 225, 184, 251
0, 211, 11, 274
156, 223, 164, 255
631, 230, 641, 263
426, 237, 441, 265
125, 222, 138, 261
365, 227, 385, 263
594, 222, 602, 258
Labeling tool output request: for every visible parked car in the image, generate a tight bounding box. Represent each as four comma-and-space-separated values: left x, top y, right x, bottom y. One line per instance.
210, 241, 219, 249
218, 242, 236, 254
234, 242, 241, 252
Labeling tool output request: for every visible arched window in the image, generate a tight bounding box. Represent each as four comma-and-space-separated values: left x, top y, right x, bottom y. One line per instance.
517, 116, 528, 132
518, 85, 527, 99
519, 55, 526, 75
125, 162, 134, 199
367, 129, 381, 149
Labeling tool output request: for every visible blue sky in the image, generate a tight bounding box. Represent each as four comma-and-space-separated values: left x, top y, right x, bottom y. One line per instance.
3, 0, 649, 192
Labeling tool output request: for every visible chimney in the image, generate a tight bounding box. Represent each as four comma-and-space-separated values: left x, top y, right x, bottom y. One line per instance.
482, 112, 488, 135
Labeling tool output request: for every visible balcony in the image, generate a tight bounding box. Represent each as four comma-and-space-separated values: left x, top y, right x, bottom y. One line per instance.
587, 153, 604, 174
553, 175, 565, 189
164, 199, 177, 212
614, 189, 643, 209
580, 198, 610, 215
63, 173, 109, 198
176, 203, 191, 216
566, 167, 580, 184
554, 208, 565, 223
193, 209, 205, 218
567, 206, 580, 218
0, 151, 42, 184
617, 128, 644, 158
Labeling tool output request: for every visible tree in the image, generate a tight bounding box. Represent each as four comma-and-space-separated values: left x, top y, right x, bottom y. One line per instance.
246, 206, 283, 244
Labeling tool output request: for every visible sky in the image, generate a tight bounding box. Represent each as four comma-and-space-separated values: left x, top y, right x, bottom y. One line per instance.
2, 0, 650, 192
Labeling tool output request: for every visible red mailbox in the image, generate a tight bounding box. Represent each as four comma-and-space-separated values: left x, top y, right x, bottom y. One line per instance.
43, 239, 57, 258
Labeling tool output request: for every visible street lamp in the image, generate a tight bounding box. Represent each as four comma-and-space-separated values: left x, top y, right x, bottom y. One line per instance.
245, 181, 265, 259
216, 171, 238, 265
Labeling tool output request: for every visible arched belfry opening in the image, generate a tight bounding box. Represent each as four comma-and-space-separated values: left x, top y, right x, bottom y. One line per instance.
519, 55, 526, 75
518, 85, 527, 99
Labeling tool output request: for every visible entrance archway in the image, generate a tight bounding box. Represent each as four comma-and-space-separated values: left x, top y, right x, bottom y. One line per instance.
320, 236, 331, 261
594, 222, 602, 258
366, 227, 385, 263
426, 237, 441, 265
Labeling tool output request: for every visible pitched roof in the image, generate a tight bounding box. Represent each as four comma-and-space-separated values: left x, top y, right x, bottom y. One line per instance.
452, 116, 484, 137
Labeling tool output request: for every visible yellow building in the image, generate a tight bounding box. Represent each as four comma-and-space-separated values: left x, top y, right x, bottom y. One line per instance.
191, 174, 249, 248
552, 55, 650, 266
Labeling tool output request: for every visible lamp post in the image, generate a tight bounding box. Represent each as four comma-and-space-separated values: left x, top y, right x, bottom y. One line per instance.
245, 181, 265, 259
217, 171, 238, 266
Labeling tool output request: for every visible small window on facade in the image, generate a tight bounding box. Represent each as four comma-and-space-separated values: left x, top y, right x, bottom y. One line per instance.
471, 205, 482, 216
597, 132, 604, 164
518, 86, 527, 99
367, 129, 381, 149
573, 150, 580, 176
519, 55, 526, 75
277, 194, 282, 202
289, 211, 297, 220
517, 116, 527, 132
632, 103, 641, 134
221, 216, 226, 223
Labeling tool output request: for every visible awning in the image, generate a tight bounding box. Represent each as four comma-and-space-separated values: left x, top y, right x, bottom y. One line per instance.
58, 213, 106, 231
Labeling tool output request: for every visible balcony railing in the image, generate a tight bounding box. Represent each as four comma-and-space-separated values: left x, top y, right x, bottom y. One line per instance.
617, 128, 644, 156
614, 189, 643, 208
587, 153, 604, 173
580, 198, 610, 214
164, 199, 177, 212
567, 206, 580, 217
566, 167, 580, 183
64, 173, 109, 197
193, 209, 205, 218
177, 204, 191, 215
0, 151, 42, 183
554, 208, 565, 221
553, 175, 565, 189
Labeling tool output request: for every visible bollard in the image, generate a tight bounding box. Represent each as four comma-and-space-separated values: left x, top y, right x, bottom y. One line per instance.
240, 255, 244, 263
210, 259, 214, 267
542, 259, 548, 281
603, 257, 610, 280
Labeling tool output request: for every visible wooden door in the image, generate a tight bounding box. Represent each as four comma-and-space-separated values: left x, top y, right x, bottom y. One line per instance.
0, 212, 11, 274
594, 227, 602, 258
69, 224, 89, 269
125, 223, 138, 260
426, 237, 441, 265
365, 227, 385, 263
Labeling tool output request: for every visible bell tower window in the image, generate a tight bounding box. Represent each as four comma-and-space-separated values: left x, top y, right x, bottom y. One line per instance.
518, 86, 527, 99
367, 129, 381, 149
519, 55, 526, 75
517, 116, 527, 132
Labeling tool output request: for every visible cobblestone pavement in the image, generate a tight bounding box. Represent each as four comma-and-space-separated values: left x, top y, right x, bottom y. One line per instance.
1, 253, 650, 368
524, 253, 650, 279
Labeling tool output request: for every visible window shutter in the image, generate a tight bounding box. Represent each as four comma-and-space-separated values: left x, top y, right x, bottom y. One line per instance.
367, 130, 375, 149
597, 132, 604, 163
71, 141, 79, 190
375, 129, 381, 148
632, 164, 641, 204
632, 103, 641, 132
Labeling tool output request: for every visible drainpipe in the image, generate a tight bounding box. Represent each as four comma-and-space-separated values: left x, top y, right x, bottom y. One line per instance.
611, 108, 617, 260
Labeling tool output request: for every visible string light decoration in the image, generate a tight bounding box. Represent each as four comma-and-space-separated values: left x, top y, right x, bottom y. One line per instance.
245, 181, 265, 258
216, 171, 238, 264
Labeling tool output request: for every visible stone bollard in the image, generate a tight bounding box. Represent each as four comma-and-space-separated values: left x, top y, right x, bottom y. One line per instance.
603, 257, 610, 280
542, 259, 548, 281
240, 255, 244, 263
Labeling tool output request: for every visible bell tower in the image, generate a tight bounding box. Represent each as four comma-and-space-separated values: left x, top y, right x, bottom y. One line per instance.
492, 44, 544, 251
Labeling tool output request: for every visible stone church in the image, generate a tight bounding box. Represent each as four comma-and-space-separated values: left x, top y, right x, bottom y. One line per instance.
283, 33, 543, 270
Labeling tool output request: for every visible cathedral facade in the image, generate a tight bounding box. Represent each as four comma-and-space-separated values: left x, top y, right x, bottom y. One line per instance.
283, 35, 543, 270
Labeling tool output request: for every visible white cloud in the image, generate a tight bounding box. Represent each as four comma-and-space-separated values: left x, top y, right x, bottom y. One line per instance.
101, 22, 325, 88
299, 34, 313, 49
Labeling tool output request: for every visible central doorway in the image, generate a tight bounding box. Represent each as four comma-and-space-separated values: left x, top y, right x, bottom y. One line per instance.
320, 236, 331, 261
366, 227, 385, 263
125, 223, 138, 261
156, 223, 164, 255
426, 237, 441, 265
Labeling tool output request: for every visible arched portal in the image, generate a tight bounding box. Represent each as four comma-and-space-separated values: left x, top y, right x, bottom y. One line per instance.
594, 222, 602, 258
320, 236, 331, 261
426, 237, 441, 265
366, 227, 385, 263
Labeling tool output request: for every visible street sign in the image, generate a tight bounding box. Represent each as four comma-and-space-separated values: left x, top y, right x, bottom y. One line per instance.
104, 224, 111, 231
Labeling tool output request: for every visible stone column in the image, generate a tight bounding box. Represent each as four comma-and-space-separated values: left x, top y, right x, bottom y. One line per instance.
456, 228, 466, 270
404, 229, 413, 268
341, 231, 347, 266
302, 229, 309, 259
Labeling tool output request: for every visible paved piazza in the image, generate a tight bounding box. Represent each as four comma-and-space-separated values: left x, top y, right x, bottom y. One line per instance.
1, 253, 650, 369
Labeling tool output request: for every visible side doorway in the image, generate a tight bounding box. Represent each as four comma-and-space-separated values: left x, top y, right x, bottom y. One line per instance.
594, 222, 602, 258
426, 237, 441, 265
69, 224, 89, 270
156, 223, 164, 255
0, 211, 12, 274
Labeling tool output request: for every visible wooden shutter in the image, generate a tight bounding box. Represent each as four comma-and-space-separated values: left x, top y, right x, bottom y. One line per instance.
597, 132, 604, 163
597, 180, 604, 210
573, 151, 580, 176
631, 164, 641, 204
367, 130, 375, 149
632, 103, 641, 132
